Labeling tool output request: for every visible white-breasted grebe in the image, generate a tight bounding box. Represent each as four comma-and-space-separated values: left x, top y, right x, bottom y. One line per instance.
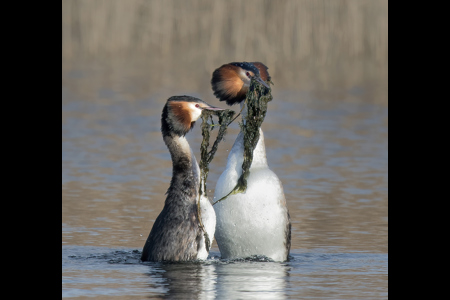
141, 96, 223, 262
211, 62, 291, 262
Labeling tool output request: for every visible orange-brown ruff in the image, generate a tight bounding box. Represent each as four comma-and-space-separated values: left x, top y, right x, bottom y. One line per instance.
211, 62, 271, 106
168, 101, 196, 133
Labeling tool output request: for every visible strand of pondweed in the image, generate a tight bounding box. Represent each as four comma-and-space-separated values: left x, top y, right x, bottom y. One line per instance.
198, 109, 236, 197
196, 108, 235, 251
213, 77, 273, 205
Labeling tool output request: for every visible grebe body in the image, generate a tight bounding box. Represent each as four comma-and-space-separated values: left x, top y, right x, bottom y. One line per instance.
211, 62, 291, 261
141, 96, 222, 262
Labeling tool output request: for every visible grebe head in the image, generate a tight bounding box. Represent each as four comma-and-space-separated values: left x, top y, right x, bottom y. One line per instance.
211, 62, 271, 106
161, 95, 224, 137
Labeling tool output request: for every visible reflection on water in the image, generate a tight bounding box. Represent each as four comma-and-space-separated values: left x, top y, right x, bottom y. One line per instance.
152, 259, 290, 300
62, 65, 388, 298
214, 260, 289, 299
62, 247, 387, 299
147, 261, 218, 299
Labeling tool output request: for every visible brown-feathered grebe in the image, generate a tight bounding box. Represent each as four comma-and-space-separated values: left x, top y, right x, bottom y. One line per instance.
210, 62, 291, 262
141, 96, 223, 262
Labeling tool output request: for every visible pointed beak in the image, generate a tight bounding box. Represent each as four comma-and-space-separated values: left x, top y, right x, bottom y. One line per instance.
255, 76, 270, 89
203, 104, 225, 111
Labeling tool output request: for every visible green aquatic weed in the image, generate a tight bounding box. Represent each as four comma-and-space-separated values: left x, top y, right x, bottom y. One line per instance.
212, 77, 273, 205
197, 107, 235, 251
198, 108, 236, 197
196, 77, 272, 249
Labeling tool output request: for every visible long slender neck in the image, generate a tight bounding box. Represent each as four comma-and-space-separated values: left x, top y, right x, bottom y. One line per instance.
232, 102, 268, 168
163, 133, 199, 202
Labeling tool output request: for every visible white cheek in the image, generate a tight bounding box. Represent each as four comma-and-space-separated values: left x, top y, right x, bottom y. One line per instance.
188, 104, 203, 121
239, 70, 251, 87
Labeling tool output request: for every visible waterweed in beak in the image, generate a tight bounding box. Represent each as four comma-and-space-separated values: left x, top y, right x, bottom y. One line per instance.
213, 75, 273, 205
195, 107, 236, 250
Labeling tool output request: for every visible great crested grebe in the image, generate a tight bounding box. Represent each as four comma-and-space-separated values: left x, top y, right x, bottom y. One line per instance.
141, 96, 223, 262
211, 62, 291, 262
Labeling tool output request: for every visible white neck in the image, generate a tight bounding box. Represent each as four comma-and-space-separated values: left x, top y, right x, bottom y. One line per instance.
244, 101, 267, 167
227, 102, 268, 169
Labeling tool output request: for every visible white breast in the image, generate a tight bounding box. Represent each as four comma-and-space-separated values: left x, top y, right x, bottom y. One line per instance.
191, 149, 216, 260
213, 128, 289, 262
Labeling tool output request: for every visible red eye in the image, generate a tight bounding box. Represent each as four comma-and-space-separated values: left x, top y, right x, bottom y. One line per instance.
246, 72, 251, 78
195, 104, 200, 108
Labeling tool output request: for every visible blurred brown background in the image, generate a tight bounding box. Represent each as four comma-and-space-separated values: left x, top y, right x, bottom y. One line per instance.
62, 0, 388, 104
62, 5, 388, 295
62, 0, 388, 254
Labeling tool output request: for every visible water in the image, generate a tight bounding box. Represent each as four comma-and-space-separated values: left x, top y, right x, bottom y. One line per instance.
62, 247, 387, 299
62, 66, 388, 299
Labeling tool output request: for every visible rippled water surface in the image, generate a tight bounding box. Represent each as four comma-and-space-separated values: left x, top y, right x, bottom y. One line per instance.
62, 66, 388, 299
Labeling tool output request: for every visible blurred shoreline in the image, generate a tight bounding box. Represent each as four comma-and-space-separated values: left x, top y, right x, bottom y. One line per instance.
62, 0, 388, 104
